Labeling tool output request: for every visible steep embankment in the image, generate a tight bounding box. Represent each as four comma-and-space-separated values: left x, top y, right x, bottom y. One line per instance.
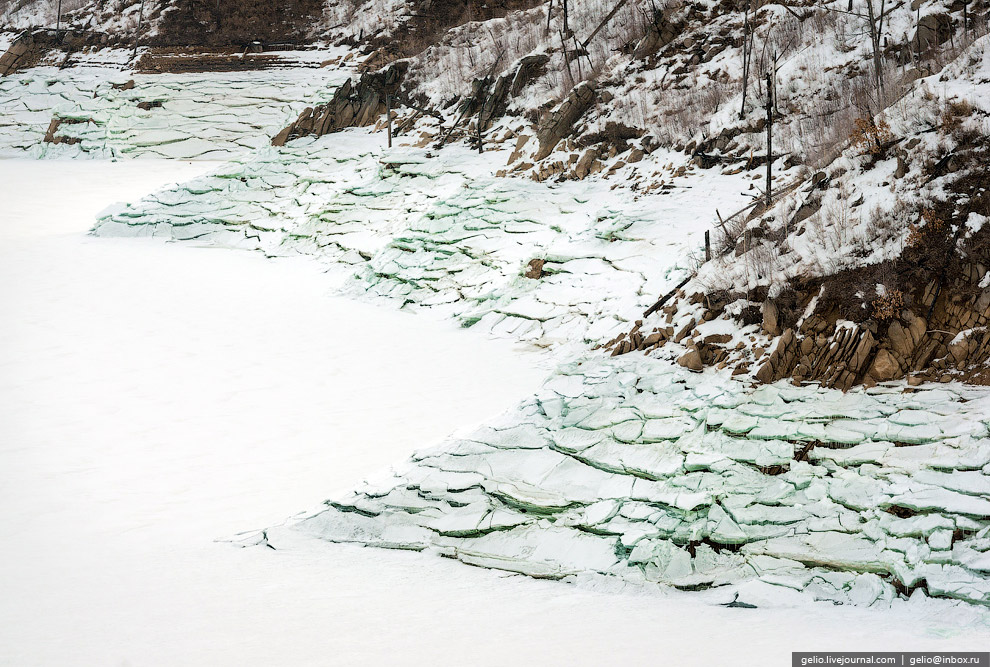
269, 0, 990, 391
608, 32, 990, 390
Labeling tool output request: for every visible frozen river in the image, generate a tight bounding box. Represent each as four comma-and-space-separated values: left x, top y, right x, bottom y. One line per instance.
0, 160, 985, 665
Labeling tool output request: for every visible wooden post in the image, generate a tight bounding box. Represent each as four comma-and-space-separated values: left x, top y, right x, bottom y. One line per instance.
385, 92, 392, 148
56, 0, 62, 32
765, 72, 772, 208
705, 230, 711, 261
132, 0, 146, 62
477, 98, 485, 154
739, 5, 750, 120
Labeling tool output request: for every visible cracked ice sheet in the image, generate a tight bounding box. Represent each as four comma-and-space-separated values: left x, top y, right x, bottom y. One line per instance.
92, 132, 754, 355
8, 159, 987, 663
270, 352, 990, 614
0, 63, 352, 159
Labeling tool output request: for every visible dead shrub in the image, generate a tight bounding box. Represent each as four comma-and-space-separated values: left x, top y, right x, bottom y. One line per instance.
872, 289, 904, 321
941, 99, 974, 134
906, 208, 947, 248
850, 116, 894, 155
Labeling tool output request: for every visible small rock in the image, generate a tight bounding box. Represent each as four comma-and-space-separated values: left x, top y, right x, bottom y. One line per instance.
524, 258, 545, 279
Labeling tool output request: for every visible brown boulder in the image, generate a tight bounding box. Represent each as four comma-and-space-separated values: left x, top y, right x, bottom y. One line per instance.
947, 336, 971, 365
524, 259, 545, 279
887, 320, 915, 358
674, 318, 696, 344
869, 349, 901, 381
762, 299, 780, 336
755, 360, 775, 384
575, 149, 598, 179
677, 347, 704, 372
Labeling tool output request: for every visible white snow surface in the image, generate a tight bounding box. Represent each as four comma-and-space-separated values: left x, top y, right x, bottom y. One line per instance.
4, 159, 988, 665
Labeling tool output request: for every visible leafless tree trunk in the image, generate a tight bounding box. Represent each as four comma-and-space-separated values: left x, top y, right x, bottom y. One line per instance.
581, 0, 629, 48
765, 72, 773, 208
131, 0, 146, 61
56, 0, 62, 32
740, 4, 753, 120
826, 1, 892, 103
385, 92, 392, 148
572, 33, 584, 80
560, 28, 575, 88
865, 0, 886, 96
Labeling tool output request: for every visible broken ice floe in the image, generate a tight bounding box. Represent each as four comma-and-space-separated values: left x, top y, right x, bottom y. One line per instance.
0, 67, 350, 159
264, 356, 990, 609
93, 134, 751, 351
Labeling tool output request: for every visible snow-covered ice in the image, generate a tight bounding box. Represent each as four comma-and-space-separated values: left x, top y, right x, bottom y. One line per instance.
0, 65, 352, 159
4, 158, 988, 664
92, 133, 753, 354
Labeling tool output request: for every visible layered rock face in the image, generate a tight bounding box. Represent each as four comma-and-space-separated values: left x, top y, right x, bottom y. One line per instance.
151, 0, 326, 47
0, 31, 39, 76
0, 29, 81, 76
755, 280, 990, 390
533, 81, 596, 161
613, 275, 990, 393
271, 64, 407, 146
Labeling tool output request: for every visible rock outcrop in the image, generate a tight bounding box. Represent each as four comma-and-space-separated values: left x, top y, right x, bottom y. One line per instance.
0, 31, 42, 76
612, 265, 990, 391
631, 4, 682, 59
533, 82, 595, 161
272, 63, 407, 146
42, 115, 90, 145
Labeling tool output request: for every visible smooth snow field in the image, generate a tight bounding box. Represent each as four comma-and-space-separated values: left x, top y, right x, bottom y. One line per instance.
0, 160, 986, 666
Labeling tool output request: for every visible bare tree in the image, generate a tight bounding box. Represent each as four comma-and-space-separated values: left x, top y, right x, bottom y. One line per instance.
828, 0, 899, 98
765, 71, 773, 207
131, 0, 146, 61
740, 2, 754, 120
865, 0, 887, 95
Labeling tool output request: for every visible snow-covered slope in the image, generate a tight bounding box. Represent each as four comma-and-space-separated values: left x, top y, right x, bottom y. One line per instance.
608, 32, 990, 389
